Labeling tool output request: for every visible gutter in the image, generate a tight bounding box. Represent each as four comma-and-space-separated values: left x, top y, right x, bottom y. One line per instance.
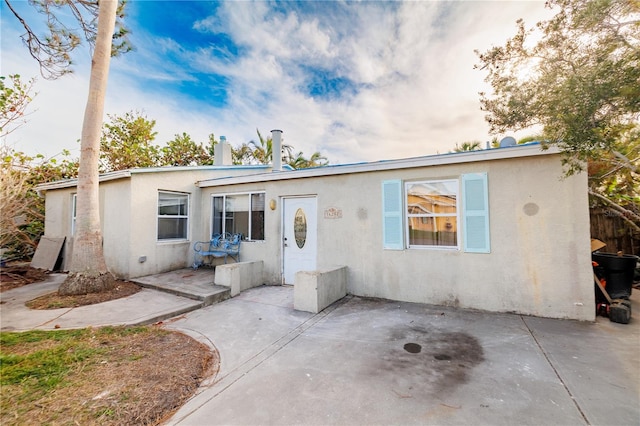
198, 143, 559, 188
33, 164, 275, 195
35, 170, 132, 195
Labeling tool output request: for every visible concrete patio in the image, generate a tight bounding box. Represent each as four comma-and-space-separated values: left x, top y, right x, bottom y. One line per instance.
163, 285, 639, 425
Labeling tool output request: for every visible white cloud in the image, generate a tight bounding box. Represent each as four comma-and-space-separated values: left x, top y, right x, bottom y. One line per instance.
2, 1, 554, 165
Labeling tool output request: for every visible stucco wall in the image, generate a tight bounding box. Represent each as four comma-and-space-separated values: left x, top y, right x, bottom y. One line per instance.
41, 166, 270, 279
201, 152, 593, 321
101, 180, 131, 277
126, 173, 193, 278
125, 168, 265, 278
41, 153, 593, 320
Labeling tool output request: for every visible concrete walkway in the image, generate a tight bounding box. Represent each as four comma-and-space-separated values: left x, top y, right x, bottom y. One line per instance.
0, 273, 203, 331
1, 272, 638, 425
164, 286, 640, 426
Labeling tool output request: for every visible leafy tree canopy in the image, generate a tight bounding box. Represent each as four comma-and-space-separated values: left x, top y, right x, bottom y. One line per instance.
100, 111, 159, 171
246, 129, 293, 165
4, 0, 131, 79
98, 114, 330, 171
476, 0, 639, 174
452, 141, 483, 153
287, 151, 329, 169
476, 0, 639, 230
242, 129, 328, 169
162, 132, 213, 166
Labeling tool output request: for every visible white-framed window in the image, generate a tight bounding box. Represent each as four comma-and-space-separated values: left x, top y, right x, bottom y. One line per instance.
212, 192, 265, 241
382, 173, 490, 253
405, 179, 459, 249
157, 191, 189, 241
71, 193, 77, 235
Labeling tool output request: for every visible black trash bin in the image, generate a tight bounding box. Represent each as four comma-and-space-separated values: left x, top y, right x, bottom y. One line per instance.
592, 252, 638, 299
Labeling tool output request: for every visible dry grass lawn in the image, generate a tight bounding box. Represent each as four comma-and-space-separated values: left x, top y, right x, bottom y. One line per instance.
0, 266, 217, 425
0, 326, 218, 425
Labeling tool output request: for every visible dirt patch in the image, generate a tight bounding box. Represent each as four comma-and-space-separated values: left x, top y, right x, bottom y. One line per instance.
0, 264, 142, 309
1, 326, 218, 425
0, 264, 50, 292
27, 281, 141, 309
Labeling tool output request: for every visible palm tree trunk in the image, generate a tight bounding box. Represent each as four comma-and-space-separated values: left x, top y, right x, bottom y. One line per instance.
58, 0, 117, 295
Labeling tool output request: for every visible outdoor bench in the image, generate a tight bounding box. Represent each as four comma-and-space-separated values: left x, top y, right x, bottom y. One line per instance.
193, 233, 242, 269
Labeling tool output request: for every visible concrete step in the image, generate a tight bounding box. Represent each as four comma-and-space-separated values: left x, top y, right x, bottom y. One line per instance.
131, 269, 231, 307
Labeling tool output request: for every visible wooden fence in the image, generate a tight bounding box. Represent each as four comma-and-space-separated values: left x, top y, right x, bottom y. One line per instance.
590, 208, 640, 256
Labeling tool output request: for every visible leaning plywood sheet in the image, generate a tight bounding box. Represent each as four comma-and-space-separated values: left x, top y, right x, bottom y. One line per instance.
30, 237, 65, 270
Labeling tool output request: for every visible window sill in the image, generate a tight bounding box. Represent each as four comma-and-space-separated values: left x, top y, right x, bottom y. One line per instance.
407, 245, 460, 251
156, 239, 190, 245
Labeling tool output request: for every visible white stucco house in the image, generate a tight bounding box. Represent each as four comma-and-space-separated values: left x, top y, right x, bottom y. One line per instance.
36, 133, 594, 321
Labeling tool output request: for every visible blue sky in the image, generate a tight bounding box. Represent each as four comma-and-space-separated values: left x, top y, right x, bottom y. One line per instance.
1, 1, 552, 164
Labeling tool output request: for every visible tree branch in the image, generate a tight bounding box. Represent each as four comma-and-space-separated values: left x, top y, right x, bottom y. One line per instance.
589, 188, 640, 232
612, 150, 638, 173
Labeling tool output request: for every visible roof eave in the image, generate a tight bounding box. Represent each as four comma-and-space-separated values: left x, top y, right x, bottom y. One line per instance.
198, 144, 559, 188
35, 170, 132, 195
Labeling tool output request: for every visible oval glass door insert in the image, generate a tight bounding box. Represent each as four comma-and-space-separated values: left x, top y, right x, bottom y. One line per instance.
294, 208, 307, 248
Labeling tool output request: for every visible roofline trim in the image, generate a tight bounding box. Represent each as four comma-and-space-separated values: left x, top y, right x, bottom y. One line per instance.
34, 164, 275, 192
35, 170, 132, 193
198, 144, 559, 188
34, 144, 559, 192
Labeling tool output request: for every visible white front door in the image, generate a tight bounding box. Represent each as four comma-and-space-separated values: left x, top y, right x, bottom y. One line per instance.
283, 197, 317, 285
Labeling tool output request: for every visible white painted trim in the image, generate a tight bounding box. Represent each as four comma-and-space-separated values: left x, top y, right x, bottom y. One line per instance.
210, 191, 266, 241
128, 164, 272, 174
36, 170, 132, 193
198, 144, 558, 188
156, 190, 190, 242
34, 164, 274, 193
405, 178, 460, 250
36, 144, 557, 193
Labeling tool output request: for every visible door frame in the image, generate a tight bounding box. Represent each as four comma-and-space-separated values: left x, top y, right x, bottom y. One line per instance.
281, 195, 318, 285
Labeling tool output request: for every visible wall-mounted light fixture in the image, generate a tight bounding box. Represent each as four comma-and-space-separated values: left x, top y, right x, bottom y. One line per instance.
269, 199, 277, 210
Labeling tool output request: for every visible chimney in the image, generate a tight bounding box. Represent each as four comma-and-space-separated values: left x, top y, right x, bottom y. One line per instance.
271, 129, 283, 171
214, 135, 233, 166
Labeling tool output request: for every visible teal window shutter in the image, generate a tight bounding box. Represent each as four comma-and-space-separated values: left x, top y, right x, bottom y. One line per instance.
462, 173, 490, 253
382, 180, 404, 250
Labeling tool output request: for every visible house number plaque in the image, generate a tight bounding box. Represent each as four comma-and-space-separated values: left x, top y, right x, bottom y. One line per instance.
324, 207, 342, 219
